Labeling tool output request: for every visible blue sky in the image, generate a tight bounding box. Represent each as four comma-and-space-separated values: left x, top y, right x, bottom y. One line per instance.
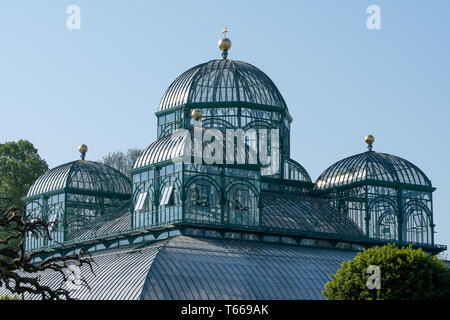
0, 1, 449, 249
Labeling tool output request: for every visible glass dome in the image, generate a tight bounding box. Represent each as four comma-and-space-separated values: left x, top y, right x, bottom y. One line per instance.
158, 59, 288, 111
315, 151, 433, 191
133, 129, 189, 169
27, 160, 131, 198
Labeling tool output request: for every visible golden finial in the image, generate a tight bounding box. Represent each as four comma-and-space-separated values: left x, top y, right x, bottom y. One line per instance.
78, 144, 88, 160
191, 109, 202, 120
218, 26, 232, 59
365, 135, 375, 151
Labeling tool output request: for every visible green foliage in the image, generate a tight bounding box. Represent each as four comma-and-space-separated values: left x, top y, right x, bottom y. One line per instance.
0, 140, 48, 261
0, 140, 48, 207
0, 295, 20, 300
323, 244, 450, 300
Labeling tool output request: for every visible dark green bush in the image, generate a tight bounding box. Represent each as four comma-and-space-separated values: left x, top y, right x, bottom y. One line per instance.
323, 244, 450, 300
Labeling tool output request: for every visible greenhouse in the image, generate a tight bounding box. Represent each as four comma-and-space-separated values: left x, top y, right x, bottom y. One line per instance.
0, 32, 445, 300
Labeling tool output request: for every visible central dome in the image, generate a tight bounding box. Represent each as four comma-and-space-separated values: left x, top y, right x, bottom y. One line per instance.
158, 59, 288, 111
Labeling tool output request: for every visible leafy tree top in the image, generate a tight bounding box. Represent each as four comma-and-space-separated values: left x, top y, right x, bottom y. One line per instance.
0, 140, 48, 207
323, 244, 450, 300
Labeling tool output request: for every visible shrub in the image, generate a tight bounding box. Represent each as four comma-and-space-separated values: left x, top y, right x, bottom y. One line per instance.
323, 244, 450, 300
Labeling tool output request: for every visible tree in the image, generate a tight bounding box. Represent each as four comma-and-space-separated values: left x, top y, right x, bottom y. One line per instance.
0, 201, 92, 300
0, 140, 48, 207
101, 148, 143, 178
322, 244, 450, 300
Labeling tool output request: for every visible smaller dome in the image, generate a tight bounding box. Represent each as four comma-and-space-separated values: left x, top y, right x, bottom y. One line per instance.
315, 151, 432, 191
284, 158, 312, 183
27, 160, 131, 198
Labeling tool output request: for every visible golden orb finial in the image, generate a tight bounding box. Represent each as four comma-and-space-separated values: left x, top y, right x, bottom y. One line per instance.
218, 26, 231, 59
365, 135, 375, 151
191, 109, 202, 120
78, 144, 88, 160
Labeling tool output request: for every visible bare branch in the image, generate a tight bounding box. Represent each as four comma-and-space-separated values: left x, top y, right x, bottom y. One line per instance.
0, 199, 93, 300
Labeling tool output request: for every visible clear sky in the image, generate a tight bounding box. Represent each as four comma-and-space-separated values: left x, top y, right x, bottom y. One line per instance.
0, 1, 449, 249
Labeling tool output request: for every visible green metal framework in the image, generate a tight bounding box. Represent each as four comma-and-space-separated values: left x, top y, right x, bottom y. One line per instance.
158, 59, 288, 112
24, 160, 131, 250
23, 55, 445, 255
315, 151, 435, 246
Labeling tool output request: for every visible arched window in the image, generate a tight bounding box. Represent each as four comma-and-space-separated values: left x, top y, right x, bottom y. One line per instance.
226, 181, 259, 227
369, 197, 398, 241
185, 176, 221, 225
377, 212, 398, 241
404, 201, 432, 245
46, 203, 64, 244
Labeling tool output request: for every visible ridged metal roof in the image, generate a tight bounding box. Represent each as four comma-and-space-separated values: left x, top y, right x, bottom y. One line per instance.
315, 151, 432, 191
0, 236, 358, 300
0, 243, 161, 300
27, 160, 132, 197
133, 130, 312, 178
141, 236, 358, 300
158, 59, 288, 111
260, 191, 364, 236
133, 130, 189, 169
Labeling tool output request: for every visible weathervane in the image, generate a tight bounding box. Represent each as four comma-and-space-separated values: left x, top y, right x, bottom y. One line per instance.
218, 26, 232, 59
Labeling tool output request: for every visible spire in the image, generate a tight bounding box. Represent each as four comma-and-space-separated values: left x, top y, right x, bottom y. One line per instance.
218, 26, 232, 59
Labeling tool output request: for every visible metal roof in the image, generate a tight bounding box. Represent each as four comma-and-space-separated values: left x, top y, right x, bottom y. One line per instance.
0, 243, 161, 300
0, 236, 358, 300
133, 130, 189, 169
141, 236, 358, 300
260, 191, 364, 237
158, 59, 288, 111
315, 151, 432, 191
27, 160, 132, 198
133, 130, 311, 179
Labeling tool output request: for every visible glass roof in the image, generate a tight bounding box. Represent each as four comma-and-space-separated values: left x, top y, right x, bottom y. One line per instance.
133, 129, 189, 169
315, 151, 432, 191
133, 130, 311, 179
261, 191, 363, 236
27, 160, 132, 197
68, 202, 131, 242
284, 158, 312, 183
158, 59, 288, 111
